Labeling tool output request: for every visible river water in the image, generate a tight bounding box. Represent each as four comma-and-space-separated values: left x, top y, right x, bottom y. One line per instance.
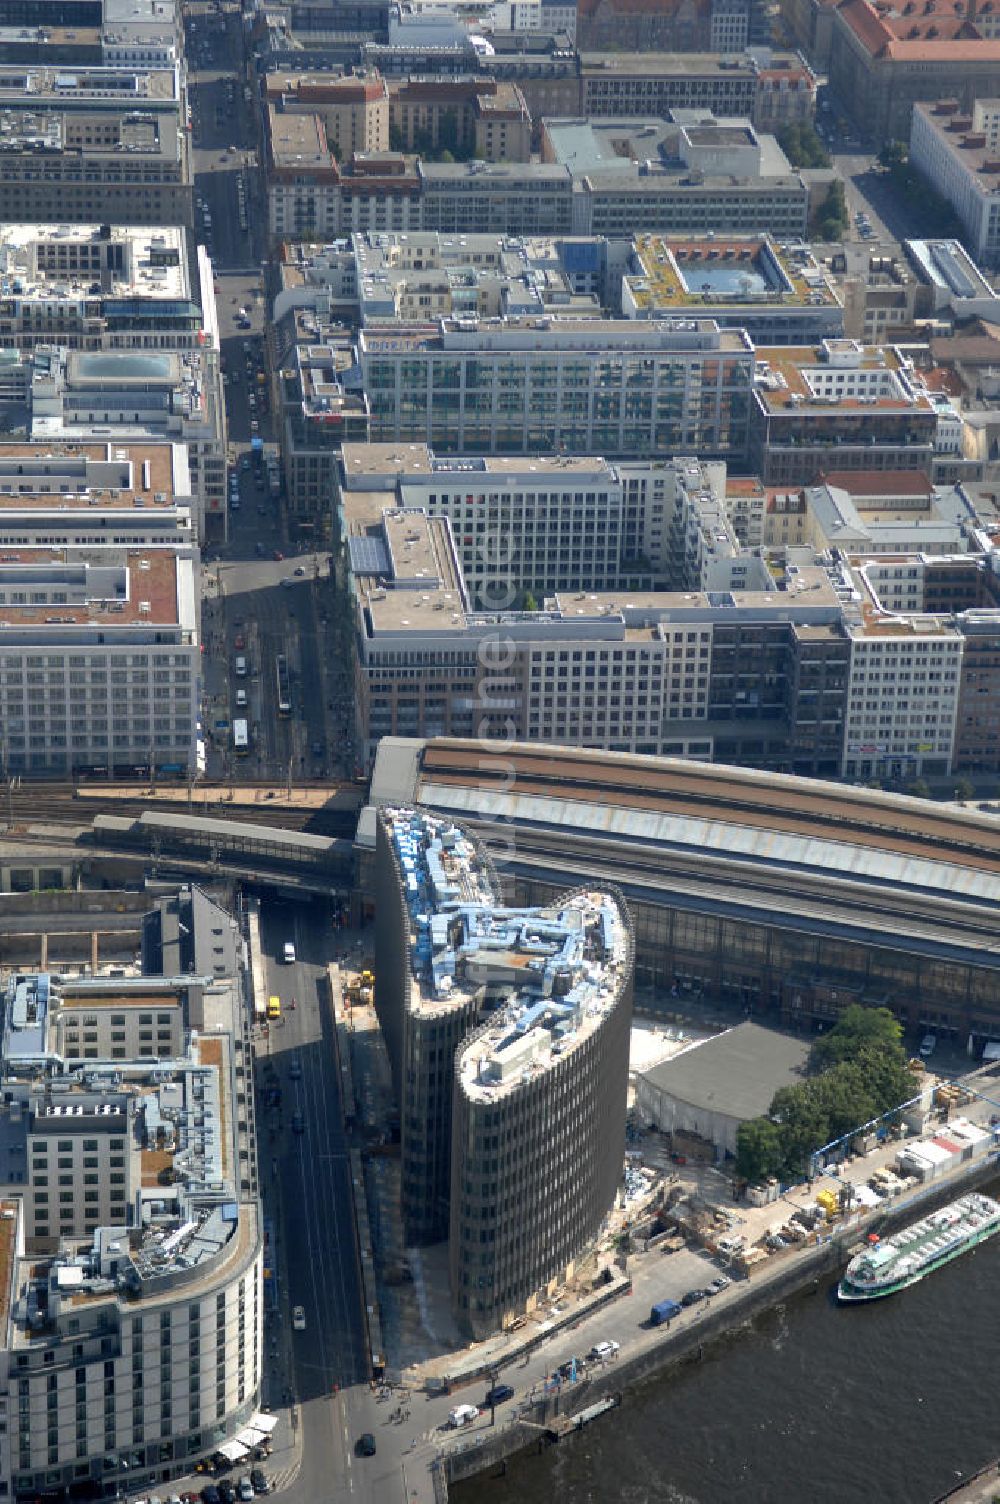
453, 1194, 1000, 1504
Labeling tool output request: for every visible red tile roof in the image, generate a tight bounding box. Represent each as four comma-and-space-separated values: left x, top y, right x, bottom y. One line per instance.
838, 0, 1000, 58
838, 0, 894, 56
821, 468, 934, 496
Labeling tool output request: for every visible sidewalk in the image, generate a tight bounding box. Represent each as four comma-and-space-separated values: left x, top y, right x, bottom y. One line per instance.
933, 1459, 1000, 1504
247, 905, 305, 1498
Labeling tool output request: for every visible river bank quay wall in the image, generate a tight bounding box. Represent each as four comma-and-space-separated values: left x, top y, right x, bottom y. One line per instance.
440, 1149, 1000, 1495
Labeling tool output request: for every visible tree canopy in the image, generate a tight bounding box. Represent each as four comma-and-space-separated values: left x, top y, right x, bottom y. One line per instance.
734, 1007, 915, 1184
777, 122, 831, 170
809, 1004, 902, 1072
810, 180, 849, 242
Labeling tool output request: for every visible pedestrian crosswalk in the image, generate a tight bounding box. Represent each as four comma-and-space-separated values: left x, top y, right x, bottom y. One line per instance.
268, 1456, 301, 1494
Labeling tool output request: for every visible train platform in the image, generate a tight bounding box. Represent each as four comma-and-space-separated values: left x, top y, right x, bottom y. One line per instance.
74, 783, 342, 808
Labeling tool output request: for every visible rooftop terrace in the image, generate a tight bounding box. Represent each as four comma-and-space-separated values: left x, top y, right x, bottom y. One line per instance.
754, 339, 932, 413
385, 808, 630, 1092
0, 549, 183, 628
625, 234, 837, 314
0, 441, 182, 508
0, 223, 190, 305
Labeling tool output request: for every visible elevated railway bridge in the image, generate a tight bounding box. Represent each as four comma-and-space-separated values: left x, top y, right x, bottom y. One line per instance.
7, 749, 1000, 1045
365, 738, 1000, 1046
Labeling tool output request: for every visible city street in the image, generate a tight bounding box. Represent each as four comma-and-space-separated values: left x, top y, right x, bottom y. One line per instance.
254, 903, 402, 1504
183, 4, 358, 784
255, 896, 368, 1497
816, 96, 928, 253
203, 553, 338, 784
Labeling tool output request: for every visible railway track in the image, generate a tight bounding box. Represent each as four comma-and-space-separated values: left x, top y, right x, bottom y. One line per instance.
1, 783, 362, 838
501, 828, 1000, 950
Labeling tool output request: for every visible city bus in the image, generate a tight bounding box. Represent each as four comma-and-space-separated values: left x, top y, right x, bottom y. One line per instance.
275, 655, 291, 717
233, 718, 250, 756
267, 995, 281, 1020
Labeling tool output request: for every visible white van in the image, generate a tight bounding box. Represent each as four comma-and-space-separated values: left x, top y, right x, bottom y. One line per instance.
234, 655, 247, 678
283, 941, 296, 964
448, 1405, 478, 1429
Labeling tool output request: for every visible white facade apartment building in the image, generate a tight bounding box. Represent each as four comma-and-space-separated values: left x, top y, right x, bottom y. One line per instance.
23, 1095, 137, 1244
348, 501, 841, 764
491, 0, 578, 38
339, 443, 752, 605
910, 100, 1000, 268
842, 562, 964, 781
0, 442, 195, 554
0, 226, 220, 358
341, 446, 636, 607
0, 945, 264, 1504
0, 549, 199, 777
49, 987, 186, 1067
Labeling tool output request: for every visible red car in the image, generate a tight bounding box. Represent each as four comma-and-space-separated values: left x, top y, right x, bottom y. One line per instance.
273, 550, 284, 561
234, 633, 246, 651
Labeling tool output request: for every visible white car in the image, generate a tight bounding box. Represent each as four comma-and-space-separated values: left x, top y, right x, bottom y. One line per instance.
283, 941, 296, 964
587, 1339, 620, 1362
292, 1305, 306, 1331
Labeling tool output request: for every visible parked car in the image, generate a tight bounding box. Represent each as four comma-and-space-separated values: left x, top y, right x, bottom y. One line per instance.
237, 1479, 254, 1502
919, 1033, 937, 1058
707, 1276, 731, 1295
201, 1488, 221, 1504
218, 1485, 237, 1504
587, 1340, 620, 1361
249, 1468, 269, 1495
292, 1304, 306, 1331
681, 1288, 707, 1307
483, 1383, 514, 1406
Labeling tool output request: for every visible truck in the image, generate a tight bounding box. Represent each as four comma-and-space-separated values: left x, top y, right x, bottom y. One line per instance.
649, 1298, 682, 1326
448, 1405, 479, 1429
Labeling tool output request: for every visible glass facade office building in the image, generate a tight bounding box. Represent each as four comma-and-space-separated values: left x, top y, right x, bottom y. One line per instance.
360, 319, 754, 460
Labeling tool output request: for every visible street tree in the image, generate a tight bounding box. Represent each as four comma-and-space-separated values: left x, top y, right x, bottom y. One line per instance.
735, 1116, 784, 1182
809, 1003, 902, 1073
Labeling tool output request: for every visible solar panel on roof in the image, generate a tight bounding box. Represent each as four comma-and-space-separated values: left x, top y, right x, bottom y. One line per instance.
348, 534, 391, 577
